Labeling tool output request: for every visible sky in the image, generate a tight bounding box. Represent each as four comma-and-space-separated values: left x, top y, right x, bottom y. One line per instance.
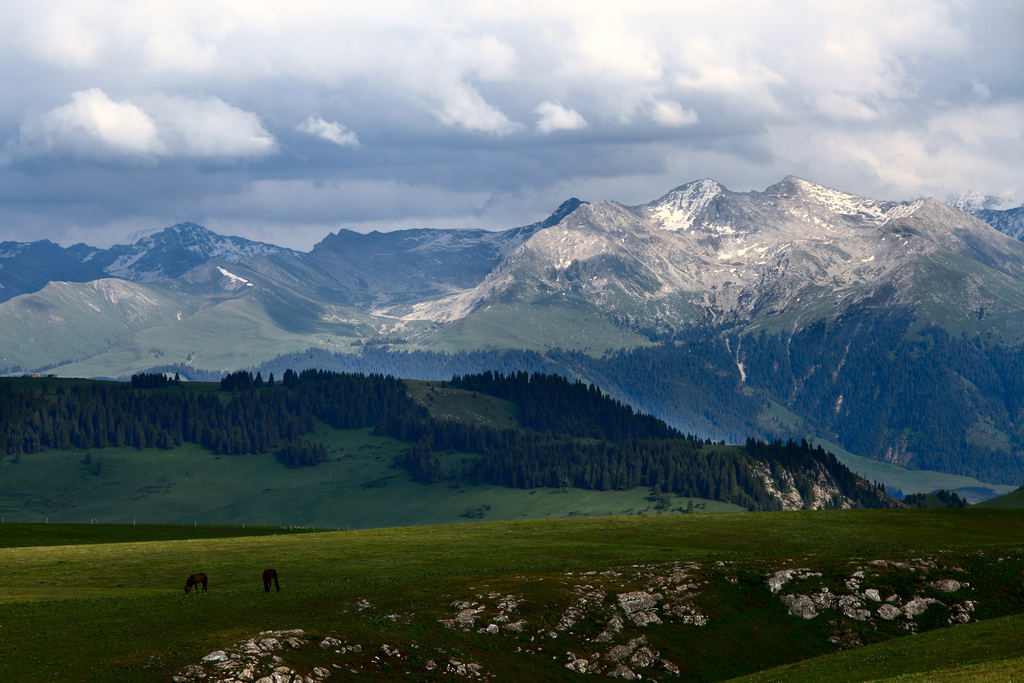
0, 0, 1021, 251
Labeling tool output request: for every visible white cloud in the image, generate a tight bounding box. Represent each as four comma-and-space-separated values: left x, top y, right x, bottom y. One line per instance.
32, 11, 107, 69
18, 89, 276, 160
29, 88, 162, 157
298, 116, 359, 147
144, 30, 219, 73
814, 92, 882, 121
768, 101, 1024, 204
535, 101, 587, 134
927, 103, 1024, 147
147, 94, 277, 158
431, 83, 521, 135
559, 15, 662, 83
970, 79, 991, 101
649, 100, 698, 127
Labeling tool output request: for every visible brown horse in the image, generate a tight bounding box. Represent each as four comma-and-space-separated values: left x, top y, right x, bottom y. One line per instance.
185, 572, 208, 594
263, 568, 279, 592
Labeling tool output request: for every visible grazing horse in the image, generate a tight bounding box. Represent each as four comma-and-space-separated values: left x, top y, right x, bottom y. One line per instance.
263, 568, 279, 592
184, 572, 208, 594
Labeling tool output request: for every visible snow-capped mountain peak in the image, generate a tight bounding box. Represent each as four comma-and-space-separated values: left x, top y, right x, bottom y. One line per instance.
639, 179, 724, 231
767, 176, 904, 223
102, 223, 292, 283
946, 190, 1010, 213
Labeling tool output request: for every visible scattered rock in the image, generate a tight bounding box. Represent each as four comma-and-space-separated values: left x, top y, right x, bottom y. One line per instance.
608, 662, 639, 679
173, 556, 987, 682
838, 595, 870, 621
318, 637, 344, 650
201, 651, 228, 663
593, 615, 624, 643
781, 594, 819, 619
903, 597, 941, 617
877, 604, 902, 621
930, 579, 962, 593
444, 660, 485, 677
617, 591, 664, 626
503, 619, 526, 633
629, 646, 659, 668
765, 568, 821, 594
565, 658, 591, 673
828, 622, 864, 650
259, 638, 281, 652
284, 637, 306, 649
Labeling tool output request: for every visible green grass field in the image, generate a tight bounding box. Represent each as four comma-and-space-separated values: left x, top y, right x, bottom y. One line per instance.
2, 510, 1024, 681
0, 431, 740, 528
0, 378, 744, 528
810, 438, 1016, 503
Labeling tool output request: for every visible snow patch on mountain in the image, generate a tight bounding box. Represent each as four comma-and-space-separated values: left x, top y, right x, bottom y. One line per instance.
0, 244, 30, 258
787, 178, 890, 221
397, 176, 1024, 332
103, 223, 290, 282
217, 267, 254, 287
642, 179, 724, 231
879, 199, 927, 224
946, 191, 1013, 213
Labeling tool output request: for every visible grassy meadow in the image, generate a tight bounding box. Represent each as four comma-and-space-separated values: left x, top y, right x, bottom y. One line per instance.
3, 376, 1024, 680
2, 510, 1024, 681
0, 430, 739, 528
0, 377, 743, 528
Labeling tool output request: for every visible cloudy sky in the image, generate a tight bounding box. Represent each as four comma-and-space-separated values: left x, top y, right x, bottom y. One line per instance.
1, 0, 1021, 250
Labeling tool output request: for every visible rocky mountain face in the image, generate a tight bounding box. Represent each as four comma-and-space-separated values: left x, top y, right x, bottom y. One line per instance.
5, 184, 1020, 332
973, 207, 1024, 241
947, 191, 1024, 242
0, 240, 107, 302
97, 222, 293, 282
403, 177, 1024, 342
6, 176, 1024, 368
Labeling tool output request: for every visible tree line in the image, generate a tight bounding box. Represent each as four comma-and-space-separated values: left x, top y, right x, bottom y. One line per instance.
0, 369, 896, 510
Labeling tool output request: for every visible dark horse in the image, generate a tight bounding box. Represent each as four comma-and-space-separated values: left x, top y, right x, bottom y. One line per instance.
263, 568, 279, 592
184, 572, 208, 594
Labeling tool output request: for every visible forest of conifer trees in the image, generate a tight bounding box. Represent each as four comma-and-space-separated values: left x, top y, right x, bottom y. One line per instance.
0, 369, 896, 511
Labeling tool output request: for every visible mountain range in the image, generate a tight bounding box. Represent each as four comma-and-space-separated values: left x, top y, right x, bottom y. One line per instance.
2, 177, 1023, 486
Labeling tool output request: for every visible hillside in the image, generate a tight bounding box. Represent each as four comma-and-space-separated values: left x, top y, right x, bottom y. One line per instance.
3, 512, 1024, 681
0, 372, 898, 527
973, 486, 1024, 509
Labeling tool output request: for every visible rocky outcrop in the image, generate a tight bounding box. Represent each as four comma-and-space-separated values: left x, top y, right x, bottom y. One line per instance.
171, 554, 983, 681
767, 556, 976, 640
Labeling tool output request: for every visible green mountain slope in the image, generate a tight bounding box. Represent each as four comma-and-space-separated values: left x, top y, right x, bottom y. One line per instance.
0, 372, 897, 525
